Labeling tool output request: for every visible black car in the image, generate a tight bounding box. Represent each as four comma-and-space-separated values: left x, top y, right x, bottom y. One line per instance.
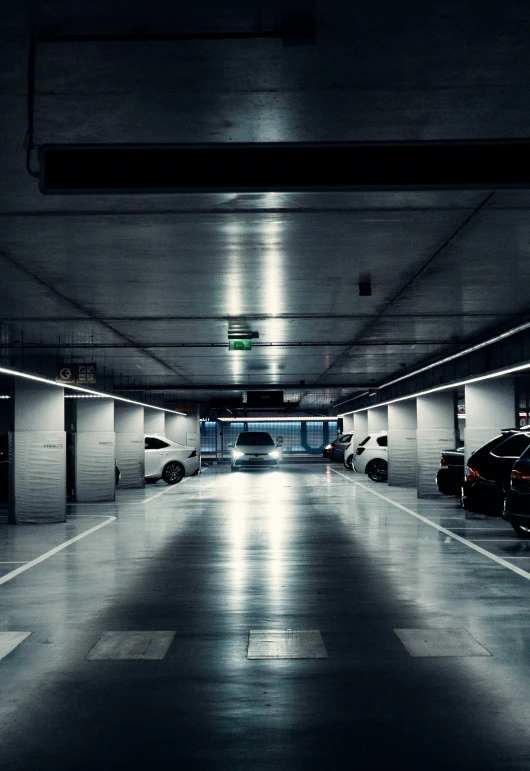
461, 429, 530, 516
324, 434, 353, 463
436, 446, 464, 496
503, 445, 530, 537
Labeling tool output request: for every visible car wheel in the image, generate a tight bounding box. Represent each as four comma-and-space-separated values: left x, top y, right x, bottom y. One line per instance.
345, 456, 353, 469
366, 459, 388, 482
162, 461, 185, 484
510, 519, 530, 539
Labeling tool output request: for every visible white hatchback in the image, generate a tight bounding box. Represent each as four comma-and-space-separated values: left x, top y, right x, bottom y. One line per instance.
353, 432, 388, 481
144, 435, 200, 484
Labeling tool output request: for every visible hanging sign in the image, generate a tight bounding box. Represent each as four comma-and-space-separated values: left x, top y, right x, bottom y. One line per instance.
56, 365, 75, 383
228, 340, 252, 351
76, 364, 97, 384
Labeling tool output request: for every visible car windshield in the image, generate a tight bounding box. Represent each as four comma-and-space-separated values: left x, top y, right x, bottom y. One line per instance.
236, 432, 275, 447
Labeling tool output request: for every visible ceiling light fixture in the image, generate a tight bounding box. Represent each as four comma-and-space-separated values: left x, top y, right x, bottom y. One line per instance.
0, 366, 186, 415
339, 359, 530, 415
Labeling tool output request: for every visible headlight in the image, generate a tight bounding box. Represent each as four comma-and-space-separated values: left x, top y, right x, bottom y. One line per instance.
268, 450, 279, 459
324, 444, 333, 450
232, 450, 244, 459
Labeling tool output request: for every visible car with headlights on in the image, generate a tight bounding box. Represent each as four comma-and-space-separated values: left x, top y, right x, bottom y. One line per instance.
144, 435, 200, 484
230, 431, 281, 471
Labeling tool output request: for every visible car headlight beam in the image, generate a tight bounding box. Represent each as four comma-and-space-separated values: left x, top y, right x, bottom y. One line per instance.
268, 450, 280, 459
233, 450, 244, 459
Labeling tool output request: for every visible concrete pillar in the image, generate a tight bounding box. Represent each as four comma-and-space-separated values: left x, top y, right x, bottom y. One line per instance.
353, 412, 368, 451
0, 395, 13, 506
342, 414, 354, 433
165, 409, 200, 450
387, 402, 417, 487
73, 398, 115, 503
416, 392, 457, 498
9, 380, 66, 524
465, 379, 515, 464
144, 408, 165, 436
114, 403, 145, 488
367, 406, 388, 433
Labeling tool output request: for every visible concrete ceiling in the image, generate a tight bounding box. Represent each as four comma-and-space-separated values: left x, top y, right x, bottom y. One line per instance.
1, 1, 529, 407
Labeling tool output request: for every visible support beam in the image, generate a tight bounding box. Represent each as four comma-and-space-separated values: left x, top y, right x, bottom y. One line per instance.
73, 399, 115, 503
465, 380, 516, 464
9, 380, 66, 523
144, 408, 165, 436
387, 402, 417, 487
114, 404, 145, 489
416, 392, 457, 499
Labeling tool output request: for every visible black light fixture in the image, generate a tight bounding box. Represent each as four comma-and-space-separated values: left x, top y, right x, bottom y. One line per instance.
359, 282, 372, 296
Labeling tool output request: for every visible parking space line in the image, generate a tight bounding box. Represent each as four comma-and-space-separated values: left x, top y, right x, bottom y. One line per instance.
0, 516, 116, 587
331, 469, 530, 582
143, 477, 190, 505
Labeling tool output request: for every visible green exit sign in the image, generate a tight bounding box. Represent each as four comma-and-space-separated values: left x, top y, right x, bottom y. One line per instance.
229, 340, 252, 351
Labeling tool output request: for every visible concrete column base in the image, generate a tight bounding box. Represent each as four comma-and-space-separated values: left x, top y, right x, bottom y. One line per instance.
9, 430, 66, 523
74, 431, 116, 502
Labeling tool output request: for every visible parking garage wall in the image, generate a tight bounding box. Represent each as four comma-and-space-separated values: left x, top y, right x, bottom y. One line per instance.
201, 420, 338, 456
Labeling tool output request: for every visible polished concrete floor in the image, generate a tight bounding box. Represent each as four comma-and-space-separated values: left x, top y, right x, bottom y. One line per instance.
1, 464, 530, 769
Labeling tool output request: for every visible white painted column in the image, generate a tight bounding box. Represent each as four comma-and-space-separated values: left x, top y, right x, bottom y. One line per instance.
73, 398, 115, 503
166, 409, 200, 450
0, 394, 13, 506
387, 402, 417, 487
367, 406, 388, 433
114, 403, 145, 488
465, 379, 515, 464
353, 412, 368, 451
342, 414, 354, 433
416, 392, 457, 498
144, 408, 165, 436
9, 380, 66, 524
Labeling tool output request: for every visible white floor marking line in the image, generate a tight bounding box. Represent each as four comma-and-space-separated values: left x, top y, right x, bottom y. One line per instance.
0, 632, 32, 660
0, 516, 116, 587
143, 477, 190, 505
87, 631, 175, 660
330, 469, 530, 582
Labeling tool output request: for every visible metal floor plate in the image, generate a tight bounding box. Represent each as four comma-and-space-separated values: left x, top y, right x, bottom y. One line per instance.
87, 631, 176, 660
0, 632, 31, 660
394, 628, 492, 658
248, 629, 328, 659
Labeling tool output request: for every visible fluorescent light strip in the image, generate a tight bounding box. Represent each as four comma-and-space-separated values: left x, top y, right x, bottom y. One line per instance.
0, 366, 186, 415
340, 360, 530, 415
379, 319, 530, 392
0, 395, 11, 399
218, 416, 336, 422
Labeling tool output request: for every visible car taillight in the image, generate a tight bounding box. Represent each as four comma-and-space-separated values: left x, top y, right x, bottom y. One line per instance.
356, 447, 365, 455
440, 456, 448, 467
466, 466, 480, 482
512, 468, 530, 482
188, 450, 197, 458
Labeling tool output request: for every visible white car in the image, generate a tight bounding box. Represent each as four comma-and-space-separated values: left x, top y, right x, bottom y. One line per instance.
144, 435, 200, 484
229, 431, 281, 471
353, 432, 388, 481
344, 438, 354, 469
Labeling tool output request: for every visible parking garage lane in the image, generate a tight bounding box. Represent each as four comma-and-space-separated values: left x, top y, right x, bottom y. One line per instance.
1, 467, 530, 768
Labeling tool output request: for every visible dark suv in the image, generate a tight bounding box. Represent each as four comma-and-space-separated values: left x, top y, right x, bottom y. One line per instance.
461, 429, 530, 515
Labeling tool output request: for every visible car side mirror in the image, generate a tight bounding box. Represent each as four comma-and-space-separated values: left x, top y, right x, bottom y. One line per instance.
276, 436, 283, 446
228, 443, 234, 448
